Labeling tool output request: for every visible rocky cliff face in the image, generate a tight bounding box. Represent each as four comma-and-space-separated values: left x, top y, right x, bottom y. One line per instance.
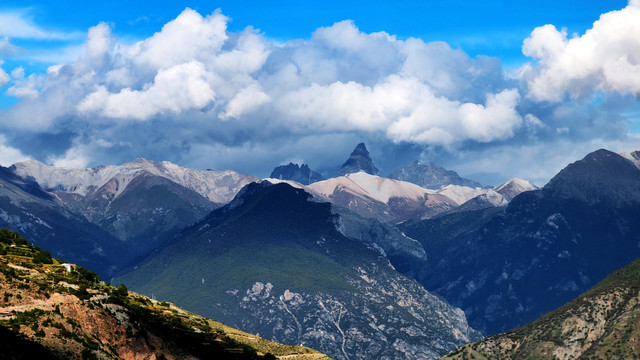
336, 143, 379, 176
441, 258, 640, 360
115, 182, 481, 360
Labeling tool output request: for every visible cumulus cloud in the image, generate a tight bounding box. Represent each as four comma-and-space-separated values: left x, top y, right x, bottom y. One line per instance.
0, 6, 637, 184
0, 135, 31, 166
521, 1, 640, 101
78, 61, 215, 120
48, 145, 90, 168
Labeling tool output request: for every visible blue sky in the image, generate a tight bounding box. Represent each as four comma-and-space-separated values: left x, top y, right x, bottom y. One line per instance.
0, 0, 638, 185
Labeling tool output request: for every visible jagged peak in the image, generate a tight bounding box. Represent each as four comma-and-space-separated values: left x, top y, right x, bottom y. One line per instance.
11, 158, 257, 203
336, 143, 379, 176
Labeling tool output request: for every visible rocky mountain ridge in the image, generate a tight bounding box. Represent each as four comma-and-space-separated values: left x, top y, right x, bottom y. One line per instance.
114, 181, 482, 360
400, 148, 640, 335
441, 257, 640, 360
12, 158, 257, 204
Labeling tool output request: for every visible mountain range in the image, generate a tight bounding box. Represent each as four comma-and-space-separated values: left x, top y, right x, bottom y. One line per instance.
1, 143, 638, 359
399, 149, 640, 335
113, 181, 481, 360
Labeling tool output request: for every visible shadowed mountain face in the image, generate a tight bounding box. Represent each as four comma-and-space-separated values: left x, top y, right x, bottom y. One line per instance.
0, 165, 125, 277
389, 161, 482, 189
441, 257, 640, 360
115, 181, 481, 360
269, 163, 324, 185
7, 159, 256, 275
400, 149, 640, 335
336, 143, 379, 176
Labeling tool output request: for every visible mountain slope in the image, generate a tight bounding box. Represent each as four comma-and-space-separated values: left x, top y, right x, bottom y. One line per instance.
389, 161, 482, 189
115, 181, 481, 360
0, 166, 124, 277
336, 143, 379, 176
441, 257, 640, 360
0, 229, 330, 360
10, 159, 257, 262
400, 149, 640, 335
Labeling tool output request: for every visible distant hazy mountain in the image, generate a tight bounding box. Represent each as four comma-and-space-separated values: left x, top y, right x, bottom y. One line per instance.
400, 149, 640, 335
10, 159, 257, 262
115, 181, 481, 360
389, 161, 482, 189
269, 163, 324, 185
442, 257, 640, 360
336, 143, 379, 176
12, 158, 257, 204
441, 178, 537, 214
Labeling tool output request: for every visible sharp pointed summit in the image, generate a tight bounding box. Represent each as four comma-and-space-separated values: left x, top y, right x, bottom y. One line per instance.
336, 143, 379, 176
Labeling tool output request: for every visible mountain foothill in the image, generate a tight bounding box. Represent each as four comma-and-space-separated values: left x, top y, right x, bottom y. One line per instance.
1, 144, 640, 359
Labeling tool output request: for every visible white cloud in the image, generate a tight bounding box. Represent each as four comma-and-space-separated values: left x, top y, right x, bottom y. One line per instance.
78, 61, 215, 120
220, 83, 270, 120
385, 87, 522, 146
0, 61, 9, 86
0, 11, 79, 40
524, 114, 544, 129
48, 145, 90, 169
10, 66, 24, 79
0, 135, 30, 166
521, 1, 640, 101
126, 8, 229, 71
0, 6, 637, 184
6, 72, 42, 98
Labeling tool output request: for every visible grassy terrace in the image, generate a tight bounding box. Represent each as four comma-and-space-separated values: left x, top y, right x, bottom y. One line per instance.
0, 228, 332, 360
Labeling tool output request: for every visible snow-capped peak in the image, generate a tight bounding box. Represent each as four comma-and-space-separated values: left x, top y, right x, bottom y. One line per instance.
435, 185, 500, 206
494, 178, 537, 201
11, 159, 258, 204
309, 171, 438, 204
